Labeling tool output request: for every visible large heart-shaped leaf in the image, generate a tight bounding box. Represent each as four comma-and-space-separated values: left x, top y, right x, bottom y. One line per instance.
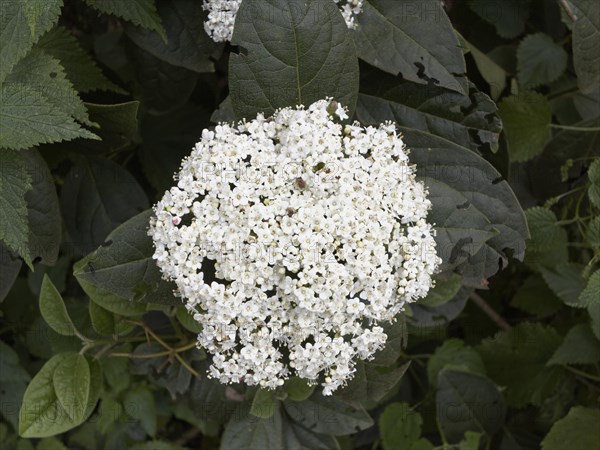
355, 0, 467, 94
229, 0, 359, 119
73, 210, 179, 306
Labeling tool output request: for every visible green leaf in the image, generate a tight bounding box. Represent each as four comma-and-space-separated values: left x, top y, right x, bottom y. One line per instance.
283, 420, 339, 450
541, 406, 600, 450
420, 274, 463, 308
0, 83, 99, 150
517, 33, 568, 88
540, 263, 587, 307
0, 150, 32, 267
250, 389, 277, 419
458, 432, 482, 450
130, 441, 185, 450
124, 388, 156, 436
284, 377, 315, 402
468, 0, 530, 39
36, 26, 124, 93
0, 0, 63, 83
590, 303, 600, 341
36, 437, 68, 450
458, 35, 506, 101
525, 207, 562, 252
283, 392, 373, 435
357, 94, 528, 287
39, 275, 78, 337
427, 339, 486, 387
19, 352, 99, 438
82, 0, 165, 39
61, 156, 148, 254
73, 210, 179, 306
337, 362, 410, 407
23, 149, 61, 266
580, 269, 600, 306
128, 43, 199, 114
126, 0, 220, 73
436, 369, 506, 444
52, 353, 90, 422
0, 243, 22, 302
78, 277, 148, 316
548, 323, 600, 365
358, 80, 502, 154
0, 340, 30, 383
477, 323, 564, 407
221, 404, 284, 450
567, 0, 600, 94
96, 397, 122, 434
499, 92, 551, 162
6, 49, 91, 125
355, 0, 467, 94
589, 158, 600, 208
89, 301, 133, 336
139, 103, 208, 193
511, 275, 563, 317
587, 216, 600, 248
229, 0, 359, 120
82, 102, 140, 153
175, 306, 201, 333
379, 402, 422, 450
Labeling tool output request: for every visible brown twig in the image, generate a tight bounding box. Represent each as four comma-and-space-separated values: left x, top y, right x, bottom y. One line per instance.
470, 292, 512, 331
559, 0, 578, 22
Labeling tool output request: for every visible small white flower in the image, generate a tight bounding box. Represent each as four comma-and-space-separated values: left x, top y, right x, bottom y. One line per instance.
149, 99, 441, 395
202, 0, 365, 43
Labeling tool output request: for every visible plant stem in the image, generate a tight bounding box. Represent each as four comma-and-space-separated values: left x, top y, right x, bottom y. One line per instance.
565, 366, 600, 383
550, 124, 600, 132
470, 293, 512, 331
558, 0, 578, 22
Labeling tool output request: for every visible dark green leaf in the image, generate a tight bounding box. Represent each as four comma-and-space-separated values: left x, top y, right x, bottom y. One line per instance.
52, 353, 90, 422
548, 323, 600, 365
468, 0, 530, 39
525, 207, 562, 252
229, 0, 359, 120
427, 339, 486, 387
283, 420, 339, 450
23, 149, 61, 266
588, 158, 600, 208
0, 243, 22, 302
499, 92, 551, 162
83, 102, 140, 154
458, 36, 506, 101
73, 210, 179, 306
420, 274, 463, 308
61, 156, 148, 254
511, 275, 563, 317
580, 269, 600, 306
358, 80, 502, 154
39, 275, 78, 337
0, 150, 31, 267
540, 263, 587, 307
0, 83, 99, 150
250, 389, 277, 419
19, 352, 98, 438
517, 33, 568, 88
436, 369, 506, 443
379, 402, 422, 450
284, 392, 373, 435
458, 432, 483, 450
175, 306, 201, 333
6, 49, 91, 125
126, 0, 221, 73
567, 0, 600, 94
83, 0, 166, 38
0, 0, 63, 83
285, 377, 315, 402
36, 26, 124, 93
477, 323, 564, 407
221, 404, 283, 450
541, 406, 600, 450
124, 387, 156, 436
355, 0, 466, 94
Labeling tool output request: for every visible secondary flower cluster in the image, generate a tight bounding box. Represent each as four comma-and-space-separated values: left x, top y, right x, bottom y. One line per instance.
148, 99, 440, 395
202, 0, 365, 42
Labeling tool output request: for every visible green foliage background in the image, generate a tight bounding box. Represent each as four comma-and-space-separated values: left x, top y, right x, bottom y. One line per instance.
0, 0, 599, 449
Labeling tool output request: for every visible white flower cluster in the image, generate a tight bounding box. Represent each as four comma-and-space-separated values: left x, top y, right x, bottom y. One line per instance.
202, 0, 364, 42
149, 99, 440, 395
